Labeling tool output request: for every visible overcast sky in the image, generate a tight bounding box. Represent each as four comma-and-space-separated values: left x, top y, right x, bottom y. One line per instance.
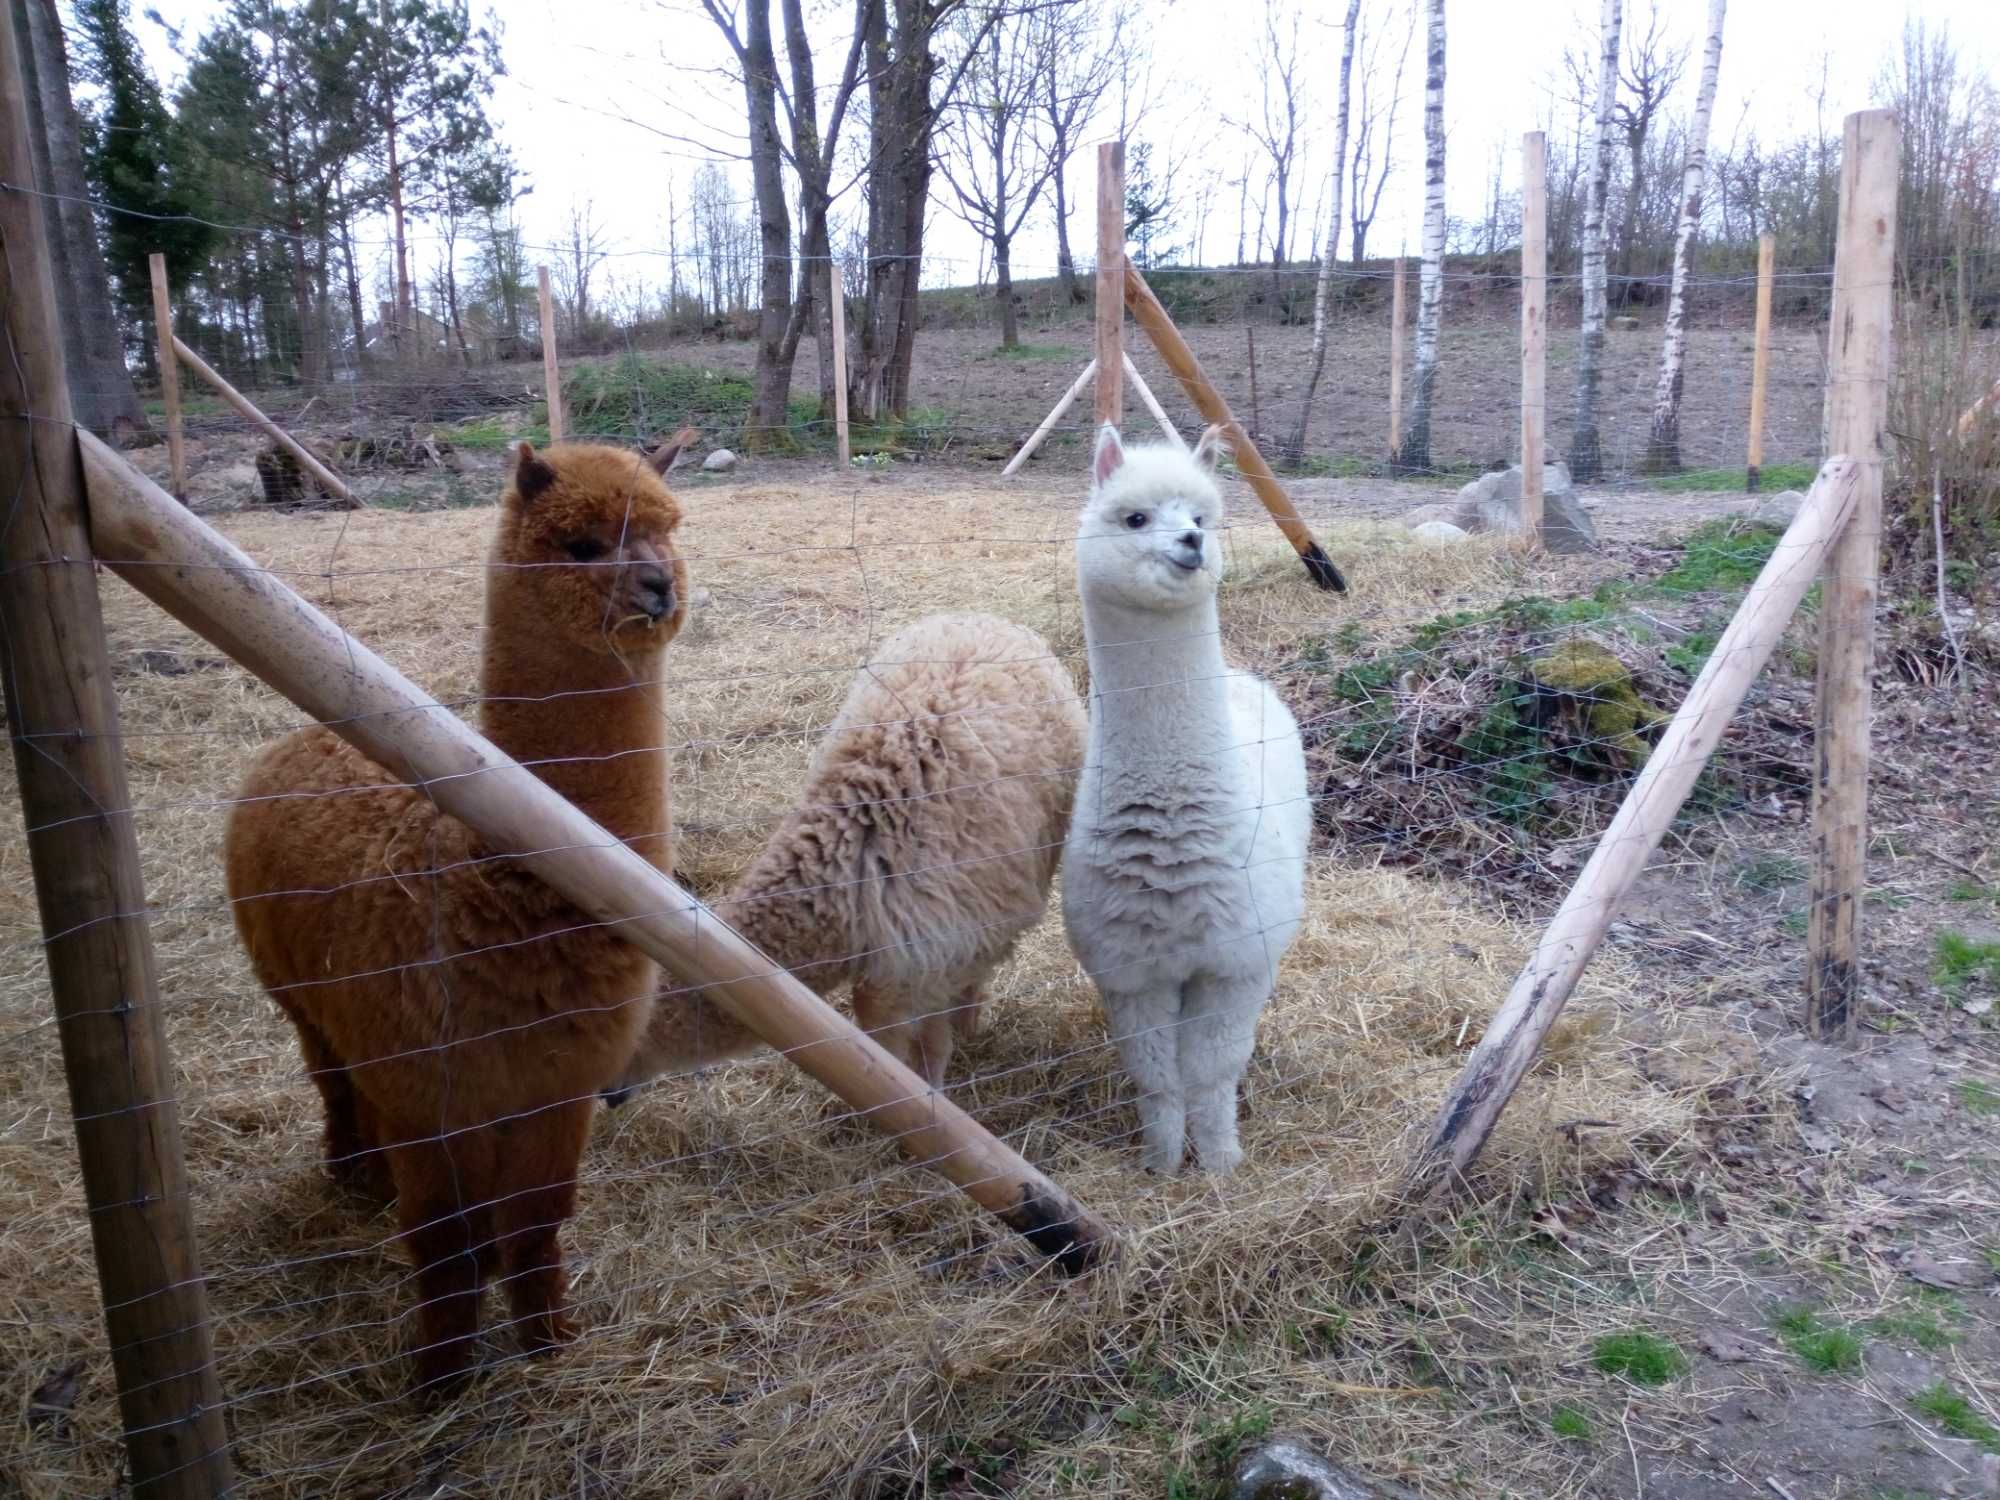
123, 0, 2000, 298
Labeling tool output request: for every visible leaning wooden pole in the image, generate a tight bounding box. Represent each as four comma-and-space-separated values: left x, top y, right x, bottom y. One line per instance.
1954, 373, 2000, 442
1122, 353, 1187, 448
1407, 457, 1862, 1196
1095, 141, 1126, 429
171, 336, 359, 509
148, 252, 187, 501
538, 265, 565, 442
1003, 358, 1098, 477
1806, 110, 1899, 1043
1125, 267, 1347, 592
78, 432, 1114, 1273
0, 9, 234, 1491
1519, 132, 1548, 539
1746, 232, 1775, 491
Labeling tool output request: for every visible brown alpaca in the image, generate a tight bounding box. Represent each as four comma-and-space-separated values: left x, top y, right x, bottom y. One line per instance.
224, 439, 690, 1396
609, 613, 1088, 1096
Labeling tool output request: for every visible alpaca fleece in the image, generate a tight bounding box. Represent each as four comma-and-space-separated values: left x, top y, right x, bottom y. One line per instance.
224, 439, 689, 1395
1062, 424, 1310, 1174
615, 612, 1087, 1092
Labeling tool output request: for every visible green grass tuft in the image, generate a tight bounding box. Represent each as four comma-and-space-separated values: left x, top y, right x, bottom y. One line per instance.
1870, 1297, 1962, 1352
1655, 519, 1785, 594
1647, 462, 1817, 493
1948, 880, 2000, 905
1912, 1382, 2000, 1451
991, 342, 1074, 361
1936, 930, 2000, 996
1592, 1330, 1686, 1386
1737, 853, 1807, 891
1959, 1079, 2000, 1116
1773, 1306, 1866, 1373
1550, 1406, 1593, 1441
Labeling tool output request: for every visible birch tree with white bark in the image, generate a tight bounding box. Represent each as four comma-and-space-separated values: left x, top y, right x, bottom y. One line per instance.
1283, 0, 1363, 467
1569, 0, 1623, 480
1395, 0, 1446, 475
1641, 0, 1726, 474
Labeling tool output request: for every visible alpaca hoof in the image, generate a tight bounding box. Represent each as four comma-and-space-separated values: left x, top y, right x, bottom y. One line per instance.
327, 1150, 394, 1204
409, 1347, 480, 1406
601, 1086, 633, 1110
1198, 1144, 1245, 1176
520, 1311, 577, 1357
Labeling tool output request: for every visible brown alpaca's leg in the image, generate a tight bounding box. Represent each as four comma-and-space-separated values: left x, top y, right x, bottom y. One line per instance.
389, 1137, 495, 1400
949, 982, 984, 1040
492, 1099, 593, 1358
850, 979, 923, 1079
285, 1012, 391, 1198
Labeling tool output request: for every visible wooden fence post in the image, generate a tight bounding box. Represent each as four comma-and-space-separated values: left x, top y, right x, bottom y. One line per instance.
1520, 133, 1547, 539
1388, 255, 1407, 462
1095, 141, 1125, 429
1408, 458, 1862, 1196
1806, 110, 1899, 1043
538, 265, 565, 442
148, 252, 187, 501
0, 8, 233, 1491
1747, 232, 1775, 491
829, 259, 851, 467
172, 336, 359, 509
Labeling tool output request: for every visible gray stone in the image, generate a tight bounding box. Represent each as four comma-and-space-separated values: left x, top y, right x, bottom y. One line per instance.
1401, 502, 1458, 529
1451, 463, 1598, 554
1411, 520, 1468, 544
701, 448, 738, 473
1232, 1439, 1414, 1500
1611, 315, 1640, 331
1740, 487, 1804, 528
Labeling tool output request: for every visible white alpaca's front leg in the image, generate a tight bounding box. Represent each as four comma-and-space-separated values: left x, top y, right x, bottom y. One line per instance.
1179, 972, 1267, 1175
1101, 988, 1187, 1174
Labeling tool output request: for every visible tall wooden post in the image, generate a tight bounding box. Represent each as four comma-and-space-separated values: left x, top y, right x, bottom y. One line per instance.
1747, 232, 1775, 491
1095, 140, 1125, 430
1389, 255, 1407, 460
0, 8, 233, 1493
1806, 111, 1899, 1043
829, 259, 851, 467
538, 265, 565, 442
1519, 133, 1547, 538
148, 253, 187, 501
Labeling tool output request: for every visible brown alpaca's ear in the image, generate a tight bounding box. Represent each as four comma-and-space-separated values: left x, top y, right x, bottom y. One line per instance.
643, 424, 700, 476
513, 441, 557, 504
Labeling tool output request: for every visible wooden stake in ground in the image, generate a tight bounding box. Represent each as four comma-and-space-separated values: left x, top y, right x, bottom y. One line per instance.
79, 432, 1116, 1275
1123, 354, 1187, 449
172, 336, 359, 509
538, 264, 565, 442
148, 252, 186, 501
1246, 325, 1262, 447
1125, 268, 1346, 592
1807, 110, 1899, 1043
1003, 358, 1098, 477
1389, 255, 1406, 460
1407, 457, 1861, 1196
1954, 373, 2000, 441
1519, 132, 1547, 538
0, 9, 233, 1489
829, 259, 851, 467
1095, 141, 1125, 429
1747, 232, 1775, 491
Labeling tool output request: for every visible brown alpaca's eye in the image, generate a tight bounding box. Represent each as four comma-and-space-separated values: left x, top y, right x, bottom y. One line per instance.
564, 537, 608, 563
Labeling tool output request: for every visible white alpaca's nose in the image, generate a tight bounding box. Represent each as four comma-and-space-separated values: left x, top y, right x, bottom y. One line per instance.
1168, 530, 1204, 569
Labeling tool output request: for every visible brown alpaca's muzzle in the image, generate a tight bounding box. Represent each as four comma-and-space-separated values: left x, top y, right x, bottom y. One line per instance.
616, 539, 682, 632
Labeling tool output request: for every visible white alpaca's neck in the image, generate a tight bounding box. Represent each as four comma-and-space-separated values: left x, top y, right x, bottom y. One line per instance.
1081, 592, 1236, 770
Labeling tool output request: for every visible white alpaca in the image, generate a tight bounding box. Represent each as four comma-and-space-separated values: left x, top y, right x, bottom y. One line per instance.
1062, 423, 1310, 1174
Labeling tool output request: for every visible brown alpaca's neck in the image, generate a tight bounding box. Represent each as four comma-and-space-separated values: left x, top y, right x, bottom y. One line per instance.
477, 597, 671, 869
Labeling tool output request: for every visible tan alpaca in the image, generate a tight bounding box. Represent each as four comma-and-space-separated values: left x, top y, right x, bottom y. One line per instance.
224, 439, 690, 1397
611, 613, 1088, 1094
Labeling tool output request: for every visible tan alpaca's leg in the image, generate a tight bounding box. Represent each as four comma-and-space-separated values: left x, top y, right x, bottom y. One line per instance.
285, 1009, 392, 1199
949, 982, 985, 1040
491, 1099, 593, 1357
851, 979, 930, 1084
389, 1134, 497, 1400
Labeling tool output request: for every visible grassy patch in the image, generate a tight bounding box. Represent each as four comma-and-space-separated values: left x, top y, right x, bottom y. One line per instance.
1655, 519, 1785, 594
1948, 880, 2000, 906
1664, 625, 1722, 676
1773, 1306, 1866, 1373
1960, 1079, 2000, 1116
451, 415, 531, 450
1736, 853, 1807, 891
564, 355, 759, 441
1592, 1330, 1686, 1386
1936, 930, 2000, 996
991, 342, 1073, 361
1550, 1406, 1593, 1441
1911, 1382, 2000, 1451
1647, 462, 1817, 493
1870, 1296, 1962, 1352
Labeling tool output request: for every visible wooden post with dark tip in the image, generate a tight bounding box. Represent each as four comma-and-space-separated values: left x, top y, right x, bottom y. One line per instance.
1806, 110, 1899, 1043
148, 252, 187, 500
538, 264, 565, 442
0, 6, 233, 1493
1095, 140, 1125, 430
1747, 232, 1775, 492
1409, 457, 1862, 1198
1125, 268, 1346, 592
1389, 255, 1406, 461
172, 336, 359, 508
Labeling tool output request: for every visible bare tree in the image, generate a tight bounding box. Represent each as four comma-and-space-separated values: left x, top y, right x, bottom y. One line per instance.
1612, 0, 1689, 306
936, 6, 1065, 349
1641, 0, 1725, 474
1284, 0, 1361, 466
554, 199, 609, 342
1038, 0, 1126, 305
1569, 0, 1623, 480
1394, 0, 1444, 475
1346, 0, 1414, 266
1229, 0, 1306, 279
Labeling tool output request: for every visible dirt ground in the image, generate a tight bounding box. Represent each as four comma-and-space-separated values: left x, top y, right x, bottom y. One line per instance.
3, 435, 1997, 1498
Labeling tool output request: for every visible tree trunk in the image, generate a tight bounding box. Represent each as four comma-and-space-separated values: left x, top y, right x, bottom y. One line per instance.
1618, 128, 1643, 309
1396, 0, 1446, 475
385, 108, 411, 350
1283, 0, 1361, 467
1052, 156, 1081, 303
16, 0, 147, 439
732, 0, 795, 445
855, 0, 941, 422
1569, 0, 1622, 480
338, 182, 369, 373
995, 230, 1018, 349
1641, 0, 1725, 475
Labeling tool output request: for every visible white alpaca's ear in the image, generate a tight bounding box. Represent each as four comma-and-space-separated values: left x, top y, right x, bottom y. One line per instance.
1191, 424, 1229, 473
1093, 423, 1126, 487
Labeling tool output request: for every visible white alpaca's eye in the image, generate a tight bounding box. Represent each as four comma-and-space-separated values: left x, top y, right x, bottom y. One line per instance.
1123, 512, 1147, 530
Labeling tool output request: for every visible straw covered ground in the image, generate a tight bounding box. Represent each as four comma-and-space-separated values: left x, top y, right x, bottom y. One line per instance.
2, 465, 1798, 1497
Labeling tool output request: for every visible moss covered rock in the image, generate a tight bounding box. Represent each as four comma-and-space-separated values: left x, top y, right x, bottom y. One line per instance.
1529, 639, 1667, 762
